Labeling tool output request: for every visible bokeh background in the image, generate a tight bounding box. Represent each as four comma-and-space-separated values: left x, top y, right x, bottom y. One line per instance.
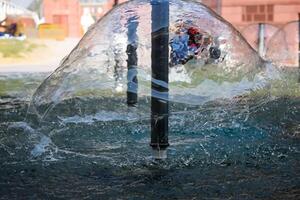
0, 0, 300, 72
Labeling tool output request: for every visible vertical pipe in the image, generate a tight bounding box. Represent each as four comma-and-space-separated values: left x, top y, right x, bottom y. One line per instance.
258, 23, 265, 58
150, 0, 169, 159
114, 0, 119, 7
127, 16, 138, 106
298, 13, 300, 82
216, 0, 222, 16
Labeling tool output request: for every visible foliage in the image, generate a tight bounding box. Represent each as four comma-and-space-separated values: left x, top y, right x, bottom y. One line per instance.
0, 39, 39, 58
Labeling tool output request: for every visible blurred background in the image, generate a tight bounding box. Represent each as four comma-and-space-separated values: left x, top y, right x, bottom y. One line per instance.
0, 0, 300, 72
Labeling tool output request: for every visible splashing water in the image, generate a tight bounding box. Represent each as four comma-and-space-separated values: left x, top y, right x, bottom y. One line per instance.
1, 1, 299, 199
28, 0, 273, 122
23, 0, 288, 165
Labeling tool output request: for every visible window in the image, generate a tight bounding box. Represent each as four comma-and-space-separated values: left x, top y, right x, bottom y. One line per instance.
242, 4, 274, 22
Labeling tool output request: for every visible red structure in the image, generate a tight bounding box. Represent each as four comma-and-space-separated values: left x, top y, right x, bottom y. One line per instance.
202, 0, 300, 30
43, 0, 126, 38
80, 0, 116, 20
43, 0, 300, 38
43, 0, 83, 37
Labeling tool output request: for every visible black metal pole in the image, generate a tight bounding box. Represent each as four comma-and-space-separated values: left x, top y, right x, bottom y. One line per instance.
127, 17, 138, 106
150, 0, 169, 159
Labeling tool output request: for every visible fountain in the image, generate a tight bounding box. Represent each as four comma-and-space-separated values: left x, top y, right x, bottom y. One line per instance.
1, 0, 300, 199
27, 0, 276, 159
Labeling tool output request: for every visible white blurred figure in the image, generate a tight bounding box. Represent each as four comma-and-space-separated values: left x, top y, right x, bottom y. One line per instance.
81, 7, 95, 34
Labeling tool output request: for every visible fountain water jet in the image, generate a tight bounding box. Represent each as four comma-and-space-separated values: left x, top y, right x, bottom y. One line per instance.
27, 0, 274, 159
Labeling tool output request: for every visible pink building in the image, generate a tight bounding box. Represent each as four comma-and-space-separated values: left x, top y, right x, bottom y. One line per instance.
43, 0, 124, 37
201, 0, 300, 67
43, 0, 83, 37
80, 0, 116, 20
208, 0, 300, 30
43, 0, 300, 38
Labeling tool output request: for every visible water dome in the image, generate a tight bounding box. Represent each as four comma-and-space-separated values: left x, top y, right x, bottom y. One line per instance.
1, 1, 299, 198
25, 0, 283, 161
29, 0, 266, 121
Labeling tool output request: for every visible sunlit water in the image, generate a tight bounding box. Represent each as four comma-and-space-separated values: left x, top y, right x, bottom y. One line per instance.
0, 69, 299, 199
1, 0, 300, 199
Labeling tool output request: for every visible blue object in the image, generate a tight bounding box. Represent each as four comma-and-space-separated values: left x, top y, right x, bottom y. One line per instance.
170, 33, 190, 65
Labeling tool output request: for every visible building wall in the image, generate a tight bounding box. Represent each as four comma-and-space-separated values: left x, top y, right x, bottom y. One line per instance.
202, 0, 218, 12
212, 0, 300, 66
43, 0, 127, 37
43, 0, 300, 38
219, 0, 300, 30
43, 0, 82, 37
80, 0, 117, 21
81, 0, 128, 21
